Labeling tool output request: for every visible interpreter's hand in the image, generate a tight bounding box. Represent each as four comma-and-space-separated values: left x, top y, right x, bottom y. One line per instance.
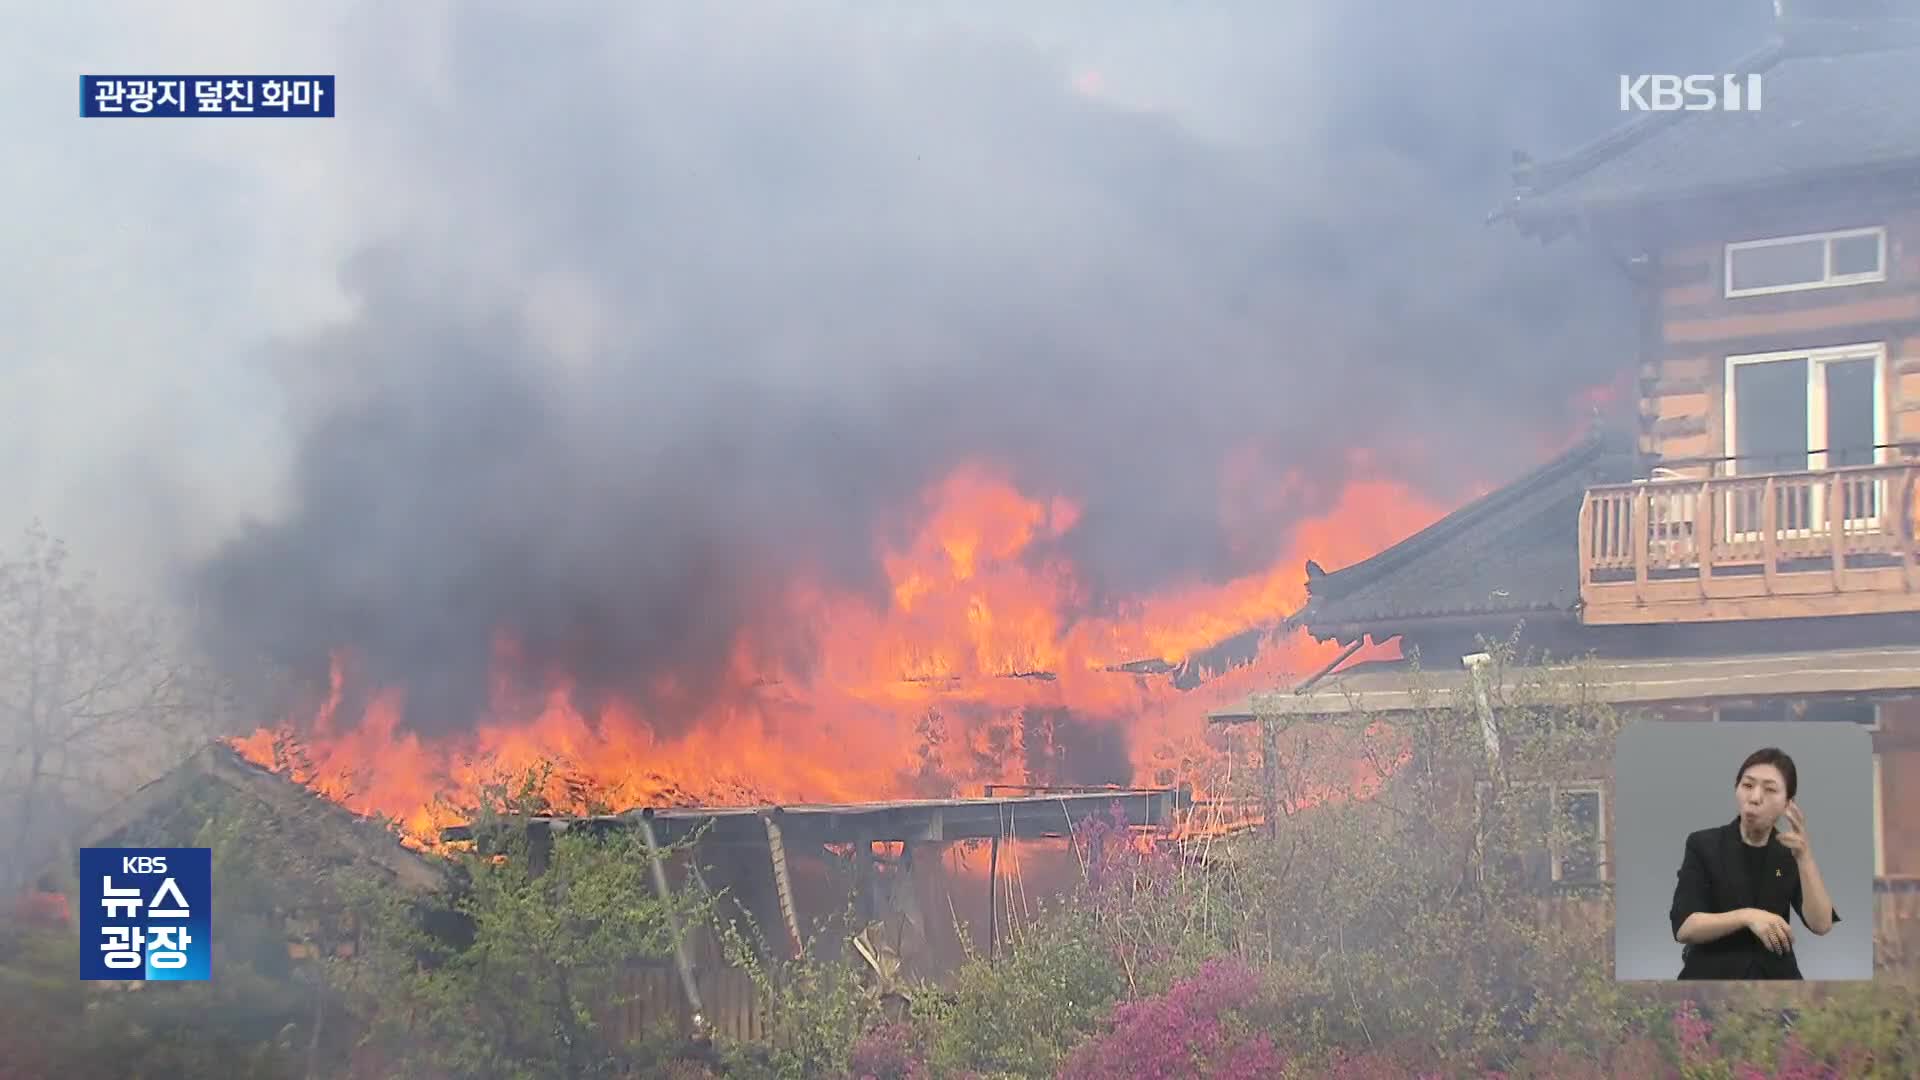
1743, 908, 1793, 954
1778, 800, 1812, 860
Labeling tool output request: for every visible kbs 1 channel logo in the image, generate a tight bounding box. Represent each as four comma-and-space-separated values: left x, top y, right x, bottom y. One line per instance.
1619, 73, 1763, 112
79, 848, 212, 981
79, 75, 334, 117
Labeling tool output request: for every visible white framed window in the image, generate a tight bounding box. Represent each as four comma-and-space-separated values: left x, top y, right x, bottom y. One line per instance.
1550, 782, 1607, 885
1480, 779, 1608, 886
1725, 227, 1887, 297
1725, 343, 1887, 474
1873, 753, 1885, 878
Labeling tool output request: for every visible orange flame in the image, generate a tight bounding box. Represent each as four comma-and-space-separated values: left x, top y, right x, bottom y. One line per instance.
231, 452, 1449, 847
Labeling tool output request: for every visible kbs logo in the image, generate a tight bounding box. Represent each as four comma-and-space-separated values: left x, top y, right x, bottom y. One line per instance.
79, 847, 211, 981
1619, 74, 1763, 112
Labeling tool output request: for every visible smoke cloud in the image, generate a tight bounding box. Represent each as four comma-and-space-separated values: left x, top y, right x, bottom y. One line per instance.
96, 1, 1770, 732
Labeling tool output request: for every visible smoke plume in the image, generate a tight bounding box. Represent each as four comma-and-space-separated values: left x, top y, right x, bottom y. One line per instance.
183, 1, 1774, 733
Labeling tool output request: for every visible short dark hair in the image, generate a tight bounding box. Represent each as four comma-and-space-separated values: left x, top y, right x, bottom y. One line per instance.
1736, 746, 1797, 800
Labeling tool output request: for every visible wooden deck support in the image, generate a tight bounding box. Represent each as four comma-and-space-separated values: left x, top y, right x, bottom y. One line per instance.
762, 815, 804, 959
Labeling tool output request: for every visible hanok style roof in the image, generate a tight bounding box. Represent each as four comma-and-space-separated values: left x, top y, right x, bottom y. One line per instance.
442, 787, 1188, 848
1500, 12, 1920, 233
1209, 643, 1920, 723
69, 742, 445, 893
1300, 429, 1638, 643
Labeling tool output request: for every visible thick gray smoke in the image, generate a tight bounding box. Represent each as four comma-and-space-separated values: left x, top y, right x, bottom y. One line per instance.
188, 1, 1774, 733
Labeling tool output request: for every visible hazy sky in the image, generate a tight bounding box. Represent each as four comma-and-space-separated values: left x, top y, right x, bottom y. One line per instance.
2, 1, 1776, 719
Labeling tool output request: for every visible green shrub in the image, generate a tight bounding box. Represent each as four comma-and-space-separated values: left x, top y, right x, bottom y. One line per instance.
914, 903, 1126, 1079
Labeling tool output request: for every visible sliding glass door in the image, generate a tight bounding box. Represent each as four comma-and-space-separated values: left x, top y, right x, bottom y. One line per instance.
1724, 344, 1886, 534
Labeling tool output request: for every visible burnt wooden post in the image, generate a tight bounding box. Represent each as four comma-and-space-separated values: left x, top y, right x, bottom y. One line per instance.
893, 811, 940, 978
987, 809, 1002, 960
892, 835, 932, 983
525, 821, 554, 878
639, 815, 705, 1032
851, 827, 877, 925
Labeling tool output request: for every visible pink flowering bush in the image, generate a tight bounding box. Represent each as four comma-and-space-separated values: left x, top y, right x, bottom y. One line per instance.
1667, 999, 1890, 1080
1058, 957, 1287, 1080
844, 1022, 929, 1080
1673, 999, 1716, 1072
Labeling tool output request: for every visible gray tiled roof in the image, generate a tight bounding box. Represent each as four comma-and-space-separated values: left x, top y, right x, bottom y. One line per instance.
1302, 430, 1638, 636
1506, 37, 1920, 223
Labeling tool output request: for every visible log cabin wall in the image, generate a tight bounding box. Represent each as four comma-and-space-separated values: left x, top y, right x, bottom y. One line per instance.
1640, 199, 1920, 473
1876, 696, 1920, 878
1874, 696, 1920, 971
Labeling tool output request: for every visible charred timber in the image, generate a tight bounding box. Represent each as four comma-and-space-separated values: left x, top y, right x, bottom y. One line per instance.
1107, 609, 1309, 688
441, 787, 1187, 849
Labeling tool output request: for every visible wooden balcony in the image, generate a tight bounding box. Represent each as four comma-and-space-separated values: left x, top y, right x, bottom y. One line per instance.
1579, 461, 1920, 624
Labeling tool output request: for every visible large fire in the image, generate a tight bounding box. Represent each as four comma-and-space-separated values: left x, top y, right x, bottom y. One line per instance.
231, 452, 1449, 846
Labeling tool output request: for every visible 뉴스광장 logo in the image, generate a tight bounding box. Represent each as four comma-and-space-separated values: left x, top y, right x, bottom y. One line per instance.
1619, 73, 1763, 112
79, 848, 212, 981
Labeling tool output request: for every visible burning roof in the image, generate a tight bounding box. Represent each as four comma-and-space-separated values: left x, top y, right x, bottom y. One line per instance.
223, 460, 1439, 847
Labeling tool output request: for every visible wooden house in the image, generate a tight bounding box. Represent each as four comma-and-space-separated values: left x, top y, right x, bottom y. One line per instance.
1213, 0, 1920, 970
48, 742, 447, 963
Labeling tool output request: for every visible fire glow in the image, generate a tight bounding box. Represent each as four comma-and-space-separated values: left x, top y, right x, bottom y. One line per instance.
231, 454, 1448, 847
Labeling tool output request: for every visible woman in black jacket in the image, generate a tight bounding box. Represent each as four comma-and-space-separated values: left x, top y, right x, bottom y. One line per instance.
1668, 747, 1840, 979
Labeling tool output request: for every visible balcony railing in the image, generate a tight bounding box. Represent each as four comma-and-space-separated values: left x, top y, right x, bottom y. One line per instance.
1579, 461, 1920, 624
